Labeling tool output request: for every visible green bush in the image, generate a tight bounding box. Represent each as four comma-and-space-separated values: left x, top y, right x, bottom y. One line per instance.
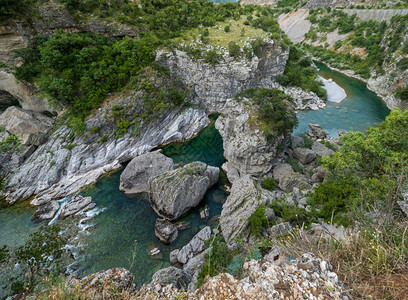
224, 25, 230, 33
248, 205, 269, 237
271, 200, 315, 227
228, 41, 241, 58
261, 177, 276, 191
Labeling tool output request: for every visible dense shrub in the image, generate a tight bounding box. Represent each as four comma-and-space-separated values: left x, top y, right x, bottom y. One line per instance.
277, 47, 327, 99
236, 88, 297, 138
248, 205, 269, 237
228, 41, 241, 57
261, 177, 276, 191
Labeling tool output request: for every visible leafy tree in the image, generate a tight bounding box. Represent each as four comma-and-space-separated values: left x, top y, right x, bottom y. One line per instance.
1, 226, 66, 296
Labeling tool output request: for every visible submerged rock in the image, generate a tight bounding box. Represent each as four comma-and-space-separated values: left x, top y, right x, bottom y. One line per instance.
60, 195, 93, 218
148, 162, 219, 220
119, 151, 174, 195
155, 218, 178, 244
32, 200, 59, 221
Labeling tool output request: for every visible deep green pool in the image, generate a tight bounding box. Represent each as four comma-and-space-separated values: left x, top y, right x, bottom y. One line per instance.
68, 116, 226, 285
293, 62, 390, 137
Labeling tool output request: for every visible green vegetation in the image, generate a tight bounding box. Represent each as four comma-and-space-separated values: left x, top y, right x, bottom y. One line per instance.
0, 226, 66, 297
236, 88, 297, 139
0, 0, 25, 17
261, 177, 276, 191
0, 135, 22, 152
277, 0, 300, 8
277, 47, 327, 99
309, 110, 408, 226
248, 205, 269, 237
271, 199, 315, 227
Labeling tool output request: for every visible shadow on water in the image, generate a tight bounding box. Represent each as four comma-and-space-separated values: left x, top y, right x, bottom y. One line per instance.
294, 62, 390, 137
72, 115, 227, 286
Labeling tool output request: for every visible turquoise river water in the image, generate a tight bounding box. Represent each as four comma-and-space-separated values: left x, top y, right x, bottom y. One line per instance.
0, 63, 390, 287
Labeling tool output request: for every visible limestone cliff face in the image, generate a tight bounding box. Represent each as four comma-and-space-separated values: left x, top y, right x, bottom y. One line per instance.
1, 97, 209, 204
157, 41, 289, 113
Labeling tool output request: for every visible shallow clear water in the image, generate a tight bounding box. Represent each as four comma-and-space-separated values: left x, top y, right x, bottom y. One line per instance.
293, 62, 390, 137
71, 116, 226, 285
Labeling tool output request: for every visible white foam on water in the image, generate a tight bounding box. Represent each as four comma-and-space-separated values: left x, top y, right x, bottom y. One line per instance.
48, 196, 72, 225
319, 76, 347, 103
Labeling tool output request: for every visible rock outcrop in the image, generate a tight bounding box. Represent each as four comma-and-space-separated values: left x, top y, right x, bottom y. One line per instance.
175, 226, 212, 265
150, 267, 192, 290
148, 162, 219, 220
155, 218, 178, 244
273, 163, 312, 192
0, 106, 52, 145
32, 200, 59, 221
215, 101, 286, 177
157, 40, 288, 113
60, 195, 93, 218
293, 147, 317, 164
68, 268, 135, 299
0, 71, 51, 112
119, 151, 174, 195
2, 106, 209, 204
220, 175, 272, 244
194, 252, 347, 300
307, 123, 329, 140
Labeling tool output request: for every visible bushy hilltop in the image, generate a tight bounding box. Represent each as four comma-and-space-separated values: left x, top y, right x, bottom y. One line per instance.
241, 0, 408, 9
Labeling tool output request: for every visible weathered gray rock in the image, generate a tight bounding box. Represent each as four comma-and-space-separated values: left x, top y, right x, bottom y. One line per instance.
157, 41, 288, 113
221, 161, 240, 183
177, 226, 211, 264
32, 200, 59, 221
216, 101, 286, 176
68, 268, 134, 298
269, 222, 293, 237
3, 107, 209, 204
149, 162, 219, 220
273, 163, 311, 192
220, 175, 270, 244
60, 195, 93, 218
0, 106, 52, 145
290, 135, 305, 149
170, 249, 180, 264
307, 123, 328, 140
119, 151, 174, 195
155, 218, 178, 245
150, 267, 192, 290
293, 148, 317, 164
311, 166, 326, 183
312, 142, 333, 157
0, 71, 51, 112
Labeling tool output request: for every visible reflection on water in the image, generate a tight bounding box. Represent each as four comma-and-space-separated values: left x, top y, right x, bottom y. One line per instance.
294, 62, 390, 137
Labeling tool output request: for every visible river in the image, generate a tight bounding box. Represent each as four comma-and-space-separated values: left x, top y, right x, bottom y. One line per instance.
0, 63, 390, 289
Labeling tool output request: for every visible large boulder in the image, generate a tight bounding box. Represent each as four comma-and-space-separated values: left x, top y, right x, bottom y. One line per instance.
155, 218, 178, 244
273, 163, 311, 192
119, 151, 174, 195
177, 226, 212, 264
0, 106, 52, 145
60, 195, 93, 218
150, 267, 192, 290
312, 142, 333, 157
148, 162, 219, 220
32, 200, 59, 221
307, 123, 328, 140
220, 175, 270, 244
293, 147, 317, 164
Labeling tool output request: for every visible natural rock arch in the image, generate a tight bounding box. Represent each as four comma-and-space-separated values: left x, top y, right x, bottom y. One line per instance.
0, 71, 51, 112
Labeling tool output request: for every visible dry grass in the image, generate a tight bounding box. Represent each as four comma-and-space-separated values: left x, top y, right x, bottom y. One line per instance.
275, 221, 408, 299
173, 16, 268, 49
